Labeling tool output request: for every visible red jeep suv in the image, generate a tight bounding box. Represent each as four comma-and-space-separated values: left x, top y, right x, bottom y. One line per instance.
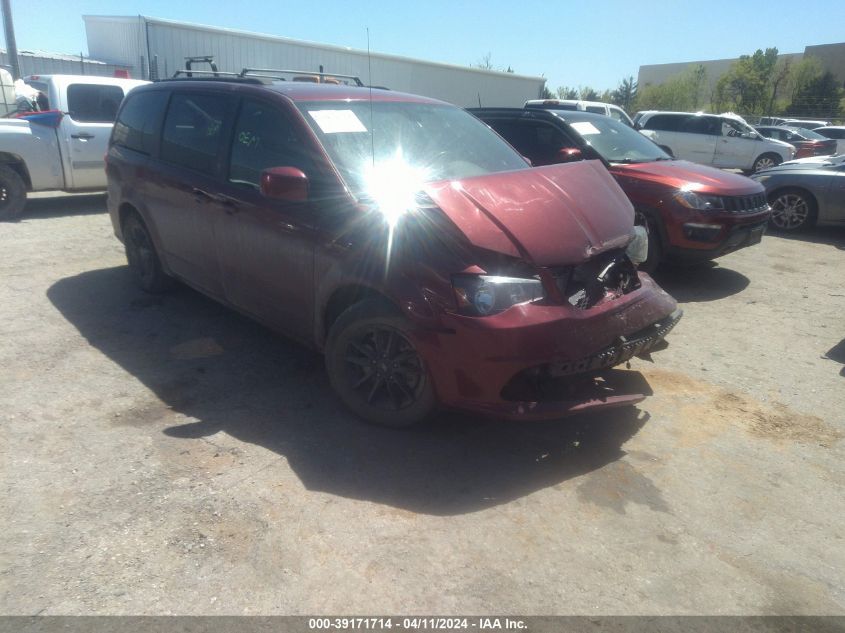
106, 73, 680, 426
471, 108, 772, 271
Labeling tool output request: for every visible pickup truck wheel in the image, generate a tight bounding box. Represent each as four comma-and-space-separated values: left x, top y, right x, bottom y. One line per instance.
123, 213, 172, 293
326, 299, 437, 427
0, 165, 27, 222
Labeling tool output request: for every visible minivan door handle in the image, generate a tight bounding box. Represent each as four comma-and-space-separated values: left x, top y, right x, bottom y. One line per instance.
192, 188, 241, 214
71, 132, 95, 140
192, 187, 214, 201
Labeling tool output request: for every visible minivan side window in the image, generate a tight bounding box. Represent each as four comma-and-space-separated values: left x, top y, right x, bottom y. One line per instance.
112, 91, 169, 155
229, 99, 312, 188
642, 114, 682, 131
585, 105, 605, 114
67, 84, 125, 123
681, 116, 719, 135
161, 93, 233, 175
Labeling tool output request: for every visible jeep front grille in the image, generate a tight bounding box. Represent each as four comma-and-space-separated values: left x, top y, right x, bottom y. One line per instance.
723, 193, 768, 213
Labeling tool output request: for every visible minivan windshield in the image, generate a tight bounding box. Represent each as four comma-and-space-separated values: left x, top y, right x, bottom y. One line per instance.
297, 100, 529, 196
552, 112, 671, 164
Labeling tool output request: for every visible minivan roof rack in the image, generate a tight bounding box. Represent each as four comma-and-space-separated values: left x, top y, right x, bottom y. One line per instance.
168, 63, 375, 88
237, 68, 365, 87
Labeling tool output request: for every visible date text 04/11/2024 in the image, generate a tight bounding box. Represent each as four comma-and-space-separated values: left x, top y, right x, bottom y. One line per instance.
308, 618, 528, 630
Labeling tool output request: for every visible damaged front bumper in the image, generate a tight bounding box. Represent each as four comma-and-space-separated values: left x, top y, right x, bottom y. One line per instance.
413, 275, 680, 420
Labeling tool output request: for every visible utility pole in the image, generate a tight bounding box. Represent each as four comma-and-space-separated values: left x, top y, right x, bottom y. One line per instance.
1, 0, 21, 79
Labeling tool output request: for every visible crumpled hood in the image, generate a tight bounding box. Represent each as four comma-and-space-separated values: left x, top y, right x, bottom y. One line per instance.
614, 159, 763, 195
424, 160, 634, 266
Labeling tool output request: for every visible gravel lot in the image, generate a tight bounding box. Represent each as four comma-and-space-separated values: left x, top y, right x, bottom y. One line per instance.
1, 193, 844, 615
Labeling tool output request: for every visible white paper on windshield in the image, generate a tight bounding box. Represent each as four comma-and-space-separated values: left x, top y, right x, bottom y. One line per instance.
308, 109, 367, 134
570, 121, 601, 136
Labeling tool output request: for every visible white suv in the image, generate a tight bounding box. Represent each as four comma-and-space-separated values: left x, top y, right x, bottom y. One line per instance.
634, 111, 795, 172
525, 99, 634, 126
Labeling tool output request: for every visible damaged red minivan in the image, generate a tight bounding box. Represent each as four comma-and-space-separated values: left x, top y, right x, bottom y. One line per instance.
107, 77, 681, 426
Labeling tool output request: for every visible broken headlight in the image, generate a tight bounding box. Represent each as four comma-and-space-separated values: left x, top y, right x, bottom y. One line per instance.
452, 275, 544, 316
626, 225, 649, 265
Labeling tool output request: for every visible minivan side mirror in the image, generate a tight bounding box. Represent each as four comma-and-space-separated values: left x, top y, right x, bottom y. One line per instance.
260, 167, 308, 202
556, 147, 583, 163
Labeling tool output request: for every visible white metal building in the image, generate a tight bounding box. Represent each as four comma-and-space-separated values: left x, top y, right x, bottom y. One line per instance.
1, 48, 131, 78
83, 15, 546, 107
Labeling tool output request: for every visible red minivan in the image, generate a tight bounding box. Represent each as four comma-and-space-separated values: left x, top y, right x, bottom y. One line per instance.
106, 76, 680, 426
471, 108, 772, 271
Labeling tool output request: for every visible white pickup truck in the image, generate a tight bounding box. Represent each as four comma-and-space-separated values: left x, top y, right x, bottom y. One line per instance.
0, 74, 148, 220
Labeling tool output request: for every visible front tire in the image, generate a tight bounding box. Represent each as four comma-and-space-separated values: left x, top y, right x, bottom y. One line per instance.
0, 165, 27, 222
326, 299, 437, 427
752, 153, 782, 173
768, 188, 817, 231
635, 212, 662, 274
122, 212, 173, 293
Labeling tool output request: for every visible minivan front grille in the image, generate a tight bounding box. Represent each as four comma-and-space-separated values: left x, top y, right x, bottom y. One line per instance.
722, 193, 768, 214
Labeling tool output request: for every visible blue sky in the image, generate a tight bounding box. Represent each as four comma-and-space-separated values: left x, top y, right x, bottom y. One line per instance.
4, 0, 845, 91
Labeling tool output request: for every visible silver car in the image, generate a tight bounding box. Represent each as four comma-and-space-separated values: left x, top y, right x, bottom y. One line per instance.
751, 155, 845, 230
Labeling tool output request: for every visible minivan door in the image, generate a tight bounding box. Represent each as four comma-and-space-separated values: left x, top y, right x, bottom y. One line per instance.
144, 91, 237, 297
62, 83, 127, 189
713, 118, 758, 169
212, 98, 321, 340
675, 115, 719, 164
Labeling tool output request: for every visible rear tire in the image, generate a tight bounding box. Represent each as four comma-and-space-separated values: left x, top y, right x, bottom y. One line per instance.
122, 212, 173, 293
767, 188, 817, 231
752, 153, 782, 173
326, 299, 437, 427
0, 165, 27, 222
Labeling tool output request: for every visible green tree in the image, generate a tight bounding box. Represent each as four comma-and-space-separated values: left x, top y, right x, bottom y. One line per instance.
712, 48, 779, 114
634, 65, 708, 112
579, 86, 599, 101
539, 83, 553, 99
611, 76, 638, 111
556, 86, 579, 99
786, 70, 843, 118
767, 57, 793, 114
787, 57, 823, 104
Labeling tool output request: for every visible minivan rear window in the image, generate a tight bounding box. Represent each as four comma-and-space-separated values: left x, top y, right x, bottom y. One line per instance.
112, 91, 168, 155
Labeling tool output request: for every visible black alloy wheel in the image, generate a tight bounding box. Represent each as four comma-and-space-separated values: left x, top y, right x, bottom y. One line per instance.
123, 213, 172, 293
326, 299, 437, 427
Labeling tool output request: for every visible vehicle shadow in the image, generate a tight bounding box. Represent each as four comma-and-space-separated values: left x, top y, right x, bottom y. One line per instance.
824, 339, 845, 377
23, 193, 107, 220
652, 262, 750, 303
769, 225, 845, 250
47, 266, 652, 516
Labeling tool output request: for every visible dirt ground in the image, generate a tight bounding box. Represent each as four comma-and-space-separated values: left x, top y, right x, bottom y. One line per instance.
1, 193, 844, 615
